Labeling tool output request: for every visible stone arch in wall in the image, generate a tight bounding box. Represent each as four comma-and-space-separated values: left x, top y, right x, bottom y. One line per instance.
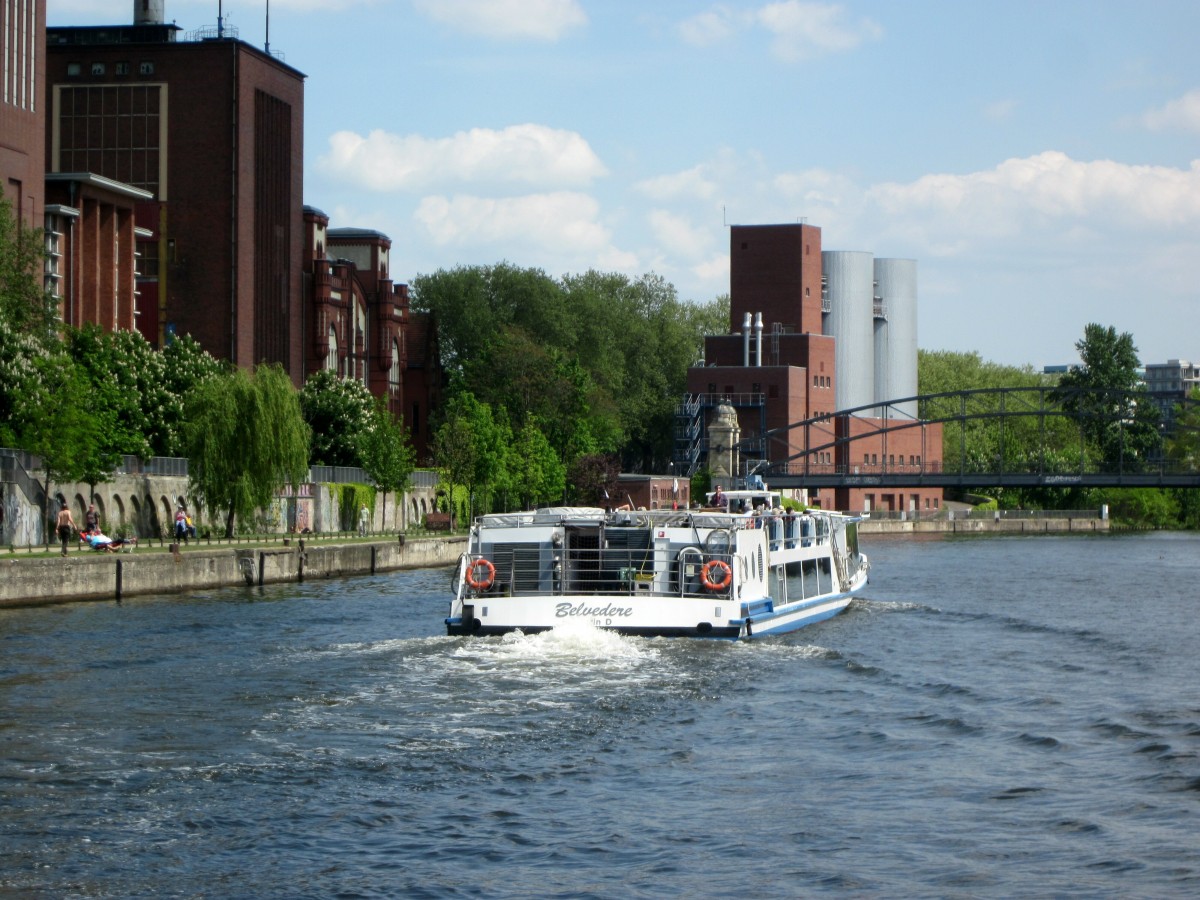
144, 493, 160, 537
160, 497, 173, 535
92, 494, 106, 527
73, 493, 86, 520
129, 495, 142, 536
110, 494, 125, 534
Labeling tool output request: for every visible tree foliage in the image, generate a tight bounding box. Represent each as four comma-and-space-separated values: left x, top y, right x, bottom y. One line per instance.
412, 264, 726, 482
0, 196, 56, 342
184, 364, 310, 537
299, 368, 377, 467
430, 410, 477, 531
918, 349, 1079, 505
357, 396, 417, 530
1053, 323, 1160, 471
567, 453, 621, 507
509, 419, 566, 509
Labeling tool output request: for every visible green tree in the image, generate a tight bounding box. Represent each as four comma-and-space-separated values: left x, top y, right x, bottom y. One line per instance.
299, 368, 376, 467
160, 334, 229, 456
510, 419, 566, 509
66, 324, 179, 461
1099, 487, 1179, 529
0, 196, 56, 341
431, 414, 477, 531
0, 316, 50, 446
414, 264, 727, 479
566, 453, 621, 507
15, 353, 103, 541
184, 364, 310, 537
918, 349, 1081, 507
1167, 388, 1200, 469
357, 397, 416, 531
1054, 324, 1160, 471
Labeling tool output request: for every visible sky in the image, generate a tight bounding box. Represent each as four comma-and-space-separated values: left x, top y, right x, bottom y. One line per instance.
48, 0, 1200, 370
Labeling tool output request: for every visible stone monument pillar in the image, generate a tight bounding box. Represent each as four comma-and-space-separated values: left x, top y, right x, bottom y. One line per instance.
708, 401, 740, 488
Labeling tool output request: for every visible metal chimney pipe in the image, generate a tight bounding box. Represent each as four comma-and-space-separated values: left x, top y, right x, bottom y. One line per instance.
134, 0, 165, 25
742, 312, 751, 367
754, 312, 763, 367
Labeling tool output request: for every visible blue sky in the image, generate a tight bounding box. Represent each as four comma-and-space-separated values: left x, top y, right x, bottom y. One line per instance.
50, 1, 1200, 369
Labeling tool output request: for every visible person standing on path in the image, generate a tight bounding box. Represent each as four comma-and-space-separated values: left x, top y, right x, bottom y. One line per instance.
84, 503, 100, 534
55, 503, 77, 556
359, 504, 370, 536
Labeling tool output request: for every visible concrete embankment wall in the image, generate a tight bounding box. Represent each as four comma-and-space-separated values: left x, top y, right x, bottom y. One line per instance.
860, 517, 1109, 535
0, 536, 467, 609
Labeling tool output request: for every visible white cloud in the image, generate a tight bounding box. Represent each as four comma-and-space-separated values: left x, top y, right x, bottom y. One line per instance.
677, 2, 880, 60
677, 7, 746, 47
636, 164, 720, 201
755, 1, 882, 62
1142, 88, 1200, 133
984, 99, 1018, 121
647, 210, 715, 260
414, 191, 638, 269
320, 124, 607, 191
411, 0, 587, 41
868, 151, 1200, 240
693, 253, 731, 286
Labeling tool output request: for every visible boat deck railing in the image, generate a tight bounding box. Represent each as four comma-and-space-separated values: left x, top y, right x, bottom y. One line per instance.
467, 545, 735, 600
474, 507, 837, 553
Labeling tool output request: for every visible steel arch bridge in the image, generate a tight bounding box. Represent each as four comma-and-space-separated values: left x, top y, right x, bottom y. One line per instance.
750, 387, 1200, 490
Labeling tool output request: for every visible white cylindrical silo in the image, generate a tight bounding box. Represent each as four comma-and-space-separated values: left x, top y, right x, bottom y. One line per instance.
822, 250, 875, 411
873, 258, 918, 418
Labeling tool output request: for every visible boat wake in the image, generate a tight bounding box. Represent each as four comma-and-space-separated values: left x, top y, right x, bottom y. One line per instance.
454, 621, 659, 667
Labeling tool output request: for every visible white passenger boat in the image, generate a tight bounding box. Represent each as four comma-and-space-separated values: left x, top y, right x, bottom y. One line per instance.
445, 488, 869, 640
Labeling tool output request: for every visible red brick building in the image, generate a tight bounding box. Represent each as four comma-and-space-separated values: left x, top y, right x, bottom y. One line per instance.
0, 0, 45, 229
46, 13, 305, 379
302, 207, 439, 462
686, 223, 942, 514
43, 172, 149, 332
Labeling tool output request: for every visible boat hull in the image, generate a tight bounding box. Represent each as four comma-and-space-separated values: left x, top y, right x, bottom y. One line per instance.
445, 572, 866, 641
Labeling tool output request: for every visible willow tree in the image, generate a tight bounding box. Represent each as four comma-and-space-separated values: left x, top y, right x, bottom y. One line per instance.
184, 364, 310, 537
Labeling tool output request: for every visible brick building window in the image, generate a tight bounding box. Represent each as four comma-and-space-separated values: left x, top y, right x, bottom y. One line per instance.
44, 215, 64, 301
56, 84, 164, 194
326, 326, 338, 372
389, 340, 401, 390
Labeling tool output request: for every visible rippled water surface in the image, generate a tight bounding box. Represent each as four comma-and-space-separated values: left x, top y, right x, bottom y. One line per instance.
2, 532, 1199, 897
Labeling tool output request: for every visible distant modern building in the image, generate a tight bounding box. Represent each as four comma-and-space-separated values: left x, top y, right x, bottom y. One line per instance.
682, 223, 943, 514
1144, 359, 1200, 422
46, 2, 306, 379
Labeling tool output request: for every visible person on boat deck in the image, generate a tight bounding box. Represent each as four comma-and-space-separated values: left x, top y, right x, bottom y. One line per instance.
713, 486, 725, 508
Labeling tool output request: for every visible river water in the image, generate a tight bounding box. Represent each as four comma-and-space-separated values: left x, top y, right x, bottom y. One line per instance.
2, 532, 1198, 898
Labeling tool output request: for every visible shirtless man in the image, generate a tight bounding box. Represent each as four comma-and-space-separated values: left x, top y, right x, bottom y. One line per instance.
55, 503, 77, 556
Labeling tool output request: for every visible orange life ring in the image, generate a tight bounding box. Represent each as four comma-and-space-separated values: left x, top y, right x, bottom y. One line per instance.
700, 559, 732, 591
466, 558, 496, 591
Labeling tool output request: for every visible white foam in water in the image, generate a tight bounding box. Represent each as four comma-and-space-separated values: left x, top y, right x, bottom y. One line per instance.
470, 621, 658, 665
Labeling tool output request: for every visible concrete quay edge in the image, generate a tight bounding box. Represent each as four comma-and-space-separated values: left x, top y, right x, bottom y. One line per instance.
859, 517, 1110, 535
0, 535, 468, 609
